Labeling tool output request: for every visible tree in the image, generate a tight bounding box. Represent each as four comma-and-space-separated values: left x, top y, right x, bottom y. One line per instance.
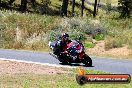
93, 0, 97, 17
40, 0, 51, 14
0, 0, 1, 7
31, 0, 36, 7
19, 0, 27, 11
93, 0, 98, 17
72, 0, 75, 16
61, 0, 69, 16
97, 0, 100, 13
9, 0, 15, 5
81, 0, 85, 16
118, 0, 132, 18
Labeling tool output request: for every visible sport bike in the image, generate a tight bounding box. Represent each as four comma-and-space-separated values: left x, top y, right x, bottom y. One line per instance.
49, 40, 92, 66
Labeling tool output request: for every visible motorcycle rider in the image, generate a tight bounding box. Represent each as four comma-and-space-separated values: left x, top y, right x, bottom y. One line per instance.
53, 33, 71, 55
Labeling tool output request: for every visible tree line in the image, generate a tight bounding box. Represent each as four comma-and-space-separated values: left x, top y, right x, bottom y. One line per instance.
0, 0, 35, 11
0, 0, 131, 18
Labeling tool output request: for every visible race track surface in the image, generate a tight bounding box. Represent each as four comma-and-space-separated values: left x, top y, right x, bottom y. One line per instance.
0, 49, 132, 75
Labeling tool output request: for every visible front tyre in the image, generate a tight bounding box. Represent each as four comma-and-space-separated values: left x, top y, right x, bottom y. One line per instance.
83, 55, 92, 67
58, 55, 69, 65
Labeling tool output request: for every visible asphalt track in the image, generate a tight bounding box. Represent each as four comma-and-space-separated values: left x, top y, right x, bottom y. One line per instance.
0, 49, 132, 75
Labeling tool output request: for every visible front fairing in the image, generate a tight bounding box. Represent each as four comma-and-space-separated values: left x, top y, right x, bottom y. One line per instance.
67, 40, 84, 56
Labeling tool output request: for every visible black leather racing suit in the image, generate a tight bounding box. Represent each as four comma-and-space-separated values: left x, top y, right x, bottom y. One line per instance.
53, 40, 71, 56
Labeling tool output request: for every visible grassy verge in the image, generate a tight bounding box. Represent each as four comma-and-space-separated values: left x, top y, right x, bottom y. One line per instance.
0, 69, 131, 88
89, 53, 132, 60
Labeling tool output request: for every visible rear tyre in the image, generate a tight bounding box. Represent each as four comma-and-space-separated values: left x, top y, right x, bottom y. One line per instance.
83, 55, 92, 67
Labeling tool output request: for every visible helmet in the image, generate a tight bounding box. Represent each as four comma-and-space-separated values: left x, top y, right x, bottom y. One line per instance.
61, 33, 69, 41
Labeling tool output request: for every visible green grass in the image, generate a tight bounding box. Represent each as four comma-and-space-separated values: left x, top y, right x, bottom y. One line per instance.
0, 69, 131, 88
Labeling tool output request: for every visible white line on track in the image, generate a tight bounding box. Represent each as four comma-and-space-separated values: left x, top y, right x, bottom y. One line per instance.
0, 58, 76, 69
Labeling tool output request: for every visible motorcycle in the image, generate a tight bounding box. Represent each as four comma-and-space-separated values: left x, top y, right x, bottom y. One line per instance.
49, 40, 92, 66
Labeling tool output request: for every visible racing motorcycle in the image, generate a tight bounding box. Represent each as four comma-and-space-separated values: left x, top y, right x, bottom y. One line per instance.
49, 40, 92, 66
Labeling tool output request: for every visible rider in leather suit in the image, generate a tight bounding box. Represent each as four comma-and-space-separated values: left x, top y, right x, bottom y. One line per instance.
53, 33, 71, 55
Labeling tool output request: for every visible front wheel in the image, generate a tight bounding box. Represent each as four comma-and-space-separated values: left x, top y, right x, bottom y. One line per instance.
83, 55, 92, 67
58, 55, 69, 65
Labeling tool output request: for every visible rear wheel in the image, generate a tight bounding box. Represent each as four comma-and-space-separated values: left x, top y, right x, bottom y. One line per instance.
83, 55, 92, 67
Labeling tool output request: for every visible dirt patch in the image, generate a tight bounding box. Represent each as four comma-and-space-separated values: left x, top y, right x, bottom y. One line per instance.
0, 60, 70, 75
87, 41, 132, 58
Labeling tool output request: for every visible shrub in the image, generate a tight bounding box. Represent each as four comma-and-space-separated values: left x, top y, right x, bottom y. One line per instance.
13, 41, 24, 49
47, 28, 86, 42
28, 41, 47, 51
70, 31, 86, 42
47, 25, 64, 41
84, 42, 95, 48
94, 34, 105, 41
47, 31, 61, 41
105, 36, 124, 50
47, 18, 87, 42
67, 18, 81, 29
81, 23, 107, 40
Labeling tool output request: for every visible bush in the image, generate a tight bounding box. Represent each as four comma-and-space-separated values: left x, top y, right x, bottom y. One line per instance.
105, 37, 124, 50
47, 25, 64, 41
47, 31, 61, 41
84, 42, 95, 48
47, 18, 107, 43
28, 41, 47, 51
67, 18, 82, 29
47, 28, 86, 42
47, 18, 87, 42
94, 34, 105, 41
70, 31, 86, 42
13, 42, 24, 49
81, 23, 107, 40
